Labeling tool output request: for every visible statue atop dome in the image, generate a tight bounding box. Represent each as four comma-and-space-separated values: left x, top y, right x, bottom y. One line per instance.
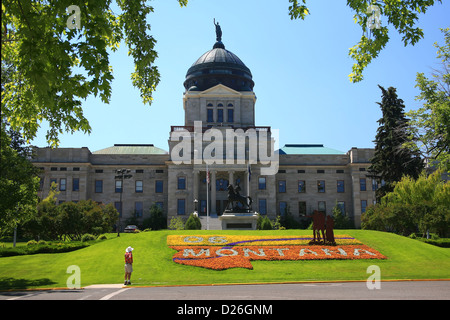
214, 19, 222, 42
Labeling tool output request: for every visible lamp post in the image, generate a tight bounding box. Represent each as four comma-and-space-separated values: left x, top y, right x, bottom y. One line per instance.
193, 199, 198, 217
115, 168, 133, 237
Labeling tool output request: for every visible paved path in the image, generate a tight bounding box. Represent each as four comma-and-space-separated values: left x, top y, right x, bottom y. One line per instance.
1, 280, 449, 300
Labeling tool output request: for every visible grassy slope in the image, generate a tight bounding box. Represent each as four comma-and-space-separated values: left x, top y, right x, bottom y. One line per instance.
0, 230, 449, 290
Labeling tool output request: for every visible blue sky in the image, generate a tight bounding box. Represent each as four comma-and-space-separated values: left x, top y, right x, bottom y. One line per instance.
31, 0, 450, 154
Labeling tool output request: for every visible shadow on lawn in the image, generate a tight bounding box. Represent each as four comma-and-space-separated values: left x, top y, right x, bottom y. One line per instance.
0, 277, 56, 290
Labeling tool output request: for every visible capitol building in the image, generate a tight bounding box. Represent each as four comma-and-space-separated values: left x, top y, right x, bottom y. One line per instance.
32, 28, 377, 229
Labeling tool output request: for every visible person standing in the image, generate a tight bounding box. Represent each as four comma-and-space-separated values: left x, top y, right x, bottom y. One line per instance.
124, 246, 133, 285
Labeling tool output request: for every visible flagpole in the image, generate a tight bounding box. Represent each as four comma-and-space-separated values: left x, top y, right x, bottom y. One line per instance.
206, 163, 209, 230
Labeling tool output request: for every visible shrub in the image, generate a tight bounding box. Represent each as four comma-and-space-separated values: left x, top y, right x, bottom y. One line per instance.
168, 216, 185, 230
27, 240, 38, 246
143, 204, 167, 230
97, 234, 107, 240
81, 234, 96, 242
185, 213, 202, 230
260, 216, 273, 230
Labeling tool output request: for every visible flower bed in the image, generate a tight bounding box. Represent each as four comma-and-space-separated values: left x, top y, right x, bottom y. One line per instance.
167, 235, 362, 246
168, 235, 387, 270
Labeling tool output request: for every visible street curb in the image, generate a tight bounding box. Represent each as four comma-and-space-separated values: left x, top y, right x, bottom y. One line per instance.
1, 278, 449, 292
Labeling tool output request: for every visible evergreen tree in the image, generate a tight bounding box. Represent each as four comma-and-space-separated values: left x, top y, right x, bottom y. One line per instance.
368, 85, 424, 200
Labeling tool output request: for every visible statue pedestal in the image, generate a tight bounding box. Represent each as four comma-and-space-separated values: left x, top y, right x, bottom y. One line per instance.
219, 212, 258, 230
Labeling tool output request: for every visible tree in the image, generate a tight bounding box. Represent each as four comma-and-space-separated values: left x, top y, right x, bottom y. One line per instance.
143, 203, 167, 230
1, 0, 188, 147
2, 1, 444, 148
288, 0, 443, 82
0, 123, 40, 237
331, 203, 353, 229
406, 28, 450, 173
184, 213, 202, 230
362, 170, 450, 237
368, 85, 424, 200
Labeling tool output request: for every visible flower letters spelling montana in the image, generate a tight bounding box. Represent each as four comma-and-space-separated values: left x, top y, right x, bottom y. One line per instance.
168, 235, 386, 270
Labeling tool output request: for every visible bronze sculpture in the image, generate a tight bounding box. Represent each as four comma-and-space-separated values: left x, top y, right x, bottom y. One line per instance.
225, 184, 252, 213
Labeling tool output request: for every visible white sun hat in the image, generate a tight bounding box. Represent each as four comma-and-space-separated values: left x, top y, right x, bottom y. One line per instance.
126, 246, 134, 253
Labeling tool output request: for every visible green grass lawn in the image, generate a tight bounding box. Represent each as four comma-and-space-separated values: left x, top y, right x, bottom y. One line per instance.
0, 230, 449, 290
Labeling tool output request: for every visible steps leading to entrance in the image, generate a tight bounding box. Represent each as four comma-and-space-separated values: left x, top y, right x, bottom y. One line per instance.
199, 214, 222, 230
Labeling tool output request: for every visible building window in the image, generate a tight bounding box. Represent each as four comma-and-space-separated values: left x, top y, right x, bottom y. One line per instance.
115, 180, 123, 193
95, 180, 103, 193
216, 178, 228, 191
258, 199, 267, 215
114, 202, 122, 217
298, 201, 307, 216
207, 109, 214, 122
360, 178, 366, 191
217, 109, 224, 122
177, 199, 186, 215
59, 178, 66, 191
73, 178, 79, 192
298, 180, 306, 193
227, 109, 234, 123
337, 201, 346, 215
177, 177, 186, 190
278, 180, 286, 193
361, 200, 367, 213
155, 180, 163, 193
200, 200, 207, 214
279, 201, 288, 216
317, 180, 325, 193
337, 180, 345, 193
135, 180, 143, 193
318, 201, 326, 213
135, 202, 143, 218
372, 179, 378, 191
258, 177, 266, 190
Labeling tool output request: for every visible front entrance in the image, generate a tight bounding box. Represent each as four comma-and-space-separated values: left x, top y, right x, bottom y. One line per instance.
216, 200, 228, 216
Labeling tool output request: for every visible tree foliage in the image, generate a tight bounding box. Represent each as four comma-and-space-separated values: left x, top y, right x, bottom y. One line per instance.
21, 190, 119, 241
1, 1, 443, 146
0, 123, 40, 236
362, 170, 450, 237
288, 0, 443, 82
368, 85, 424, 200
1, 0, 188, 147
406, 28, 450, 173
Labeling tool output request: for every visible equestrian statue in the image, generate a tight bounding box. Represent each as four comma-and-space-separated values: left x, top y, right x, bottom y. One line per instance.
225, 184, 253, 213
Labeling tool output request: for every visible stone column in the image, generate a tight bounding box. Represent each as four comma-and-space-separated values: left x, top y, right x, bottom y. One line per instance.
193, 170, 199, 201
228, 170, 234, 186
245, 167, 251, 197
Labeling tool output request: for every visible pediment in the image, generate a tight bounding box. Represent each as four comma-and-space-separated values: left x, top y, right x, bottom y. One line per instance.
200, 84, 241, 96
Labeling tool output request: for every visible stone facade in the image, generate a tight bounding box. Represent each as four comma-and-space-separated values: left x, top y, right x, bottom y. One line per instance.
32, 38, 377, 229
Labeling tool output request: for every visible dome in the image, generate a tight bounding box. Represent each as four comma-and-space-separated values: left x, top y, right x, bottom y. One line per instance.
184, 41, 254, 92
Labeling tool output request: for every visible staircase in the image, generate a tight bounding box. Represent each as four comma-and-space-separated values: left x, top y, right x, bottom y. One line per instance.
199, 214, 222, 230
